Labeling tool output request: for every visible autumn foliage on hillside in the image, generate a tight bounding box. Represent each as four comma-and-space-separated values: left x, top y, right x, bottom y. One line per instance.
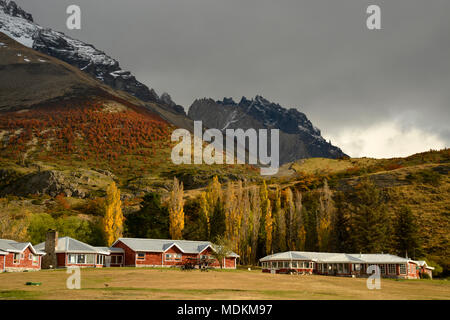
0, 97, 174, 176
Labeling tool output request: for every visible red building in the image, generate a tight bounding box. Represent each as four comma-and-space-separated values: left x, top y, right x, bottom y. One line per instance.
112, 238, 239, 269
0, 239, 45, 272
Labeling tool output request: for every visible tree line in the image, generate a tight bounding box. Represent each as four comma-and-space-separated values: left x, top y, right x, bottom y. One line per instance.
125, 176, 422, 265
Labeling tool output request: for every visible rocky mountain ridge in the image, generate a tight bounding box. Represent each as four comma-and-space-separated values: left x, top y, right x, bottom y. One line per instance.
0, 0, 185, 115
189, 96, 347, 164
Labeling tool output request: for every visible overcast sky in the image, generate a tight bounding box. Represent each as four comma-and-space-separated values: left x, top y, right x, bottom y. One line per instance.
16, 0, 450, 158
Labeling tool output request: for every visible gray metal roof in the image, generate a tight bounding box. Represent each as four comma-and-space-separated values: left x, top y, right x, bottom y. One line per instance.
413, 260, 435, 270
115, 238, 239, 257
260, 251, 409, 264
0, 239, 45, 255
94, 247, 125, 255
35, 237, 107, 254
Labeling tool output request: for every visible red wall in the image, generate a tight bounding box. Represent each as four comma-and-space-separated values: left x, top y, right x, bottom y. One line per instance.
136, 252, 162, 266
4, 247, 41, 270
0, 255, 4, 272
225, 257, 236, 269
57, 253, 66, 267
407, 262, 419, 279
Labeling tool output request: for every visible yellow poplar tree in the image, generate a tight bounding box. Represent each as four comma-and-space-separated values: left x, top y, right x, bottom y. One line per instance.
285, 188, 296, 250
199, 192, 210, 238
103, 182, 124, 246
318, 179, 334, 251
261, 180, 273, 255
200, 176, 222, 239
168, 177, 185, 239
224, 181, 239, 251
274, 187, 286, 252
249, 186, 261, 264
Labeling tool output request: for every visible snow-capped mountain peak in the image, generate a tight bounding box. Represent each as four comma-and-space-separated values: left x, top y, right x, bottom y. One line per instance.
0, 1, 185, 114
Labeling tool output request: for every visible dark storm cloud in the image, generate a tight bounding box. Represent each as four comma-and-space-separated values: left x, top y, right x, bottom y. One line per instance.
15, 0, 450, 157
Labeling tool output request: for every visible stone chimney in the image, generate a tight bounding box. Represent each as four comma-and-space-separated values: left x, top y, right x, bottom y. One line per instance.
42, 229, 58, 269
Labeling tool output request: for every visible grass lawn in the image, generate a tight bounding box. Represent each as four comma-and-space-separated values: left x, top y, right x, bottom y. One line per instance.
0, 268, 449, 300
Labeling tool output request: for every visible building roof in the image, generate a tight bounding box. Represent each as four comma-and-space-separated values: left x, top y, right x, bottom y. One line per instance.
259, 251, 410, 264
94, 247, 125, 255
0, 239, 45, 255
413, 260, 435, 270
114, 238, 239, 258
35, 237, 109, 255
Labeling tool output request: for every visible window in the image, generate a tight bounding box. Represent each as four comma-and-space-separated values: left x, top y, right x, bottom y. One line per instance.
86, 254, 95, 264
32, 255, 39, 266
20, 253, 25, 260
388, 264, 396, 274
379, 264, 386, 274
137, 253, 145, 260
361, 264, 366, 273
13, 253, 20, 264
96, 255, 104, 265
67, 254, 95, 264
292, 261, 298, 268
343, 264, 349, 273
29, 254, 33, 260
166, 253, 182, 261
68, 254, 77, 264
338, 263, 343, 273
111, 255, 123, 264
77, 254, 86, 264
283, 261, 289, 268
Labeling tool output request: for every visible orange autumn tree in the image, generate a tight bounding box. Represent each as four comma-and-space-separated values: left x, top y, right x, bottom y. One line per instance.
168, 177, 185, 239
103, 182, 124, 246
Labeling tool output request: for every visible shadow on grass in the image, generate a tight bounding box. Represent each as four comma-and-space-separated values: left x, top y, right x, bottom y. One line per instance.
0, 290, 42, 300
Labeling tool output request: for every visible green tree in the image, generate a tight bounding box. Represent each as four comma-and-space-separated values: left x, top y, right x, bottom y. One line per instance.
210, 201, 226, 240
27, 213, 56, 244
330, 192, 353, 253
393, 206, 421, 259
350, 179, 391, 253
125, 193, 169, 239
211, 235, 234, 269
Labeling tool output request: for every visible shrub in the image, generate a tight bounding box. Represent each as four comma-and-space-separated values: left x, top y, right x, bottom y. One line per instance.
406, 169, 441, 186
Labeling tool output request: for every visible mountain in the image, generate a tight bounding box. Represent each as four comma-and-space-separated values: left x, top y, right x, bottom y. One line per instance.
0, 0, 185, 115
188, 96, 346, 164
0, 31, 256, 196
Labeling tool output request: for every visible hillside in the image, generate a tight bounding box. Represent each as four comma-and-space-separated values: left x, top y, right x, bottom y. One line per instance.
0, 31, 255, 182
271, 149, 450, 274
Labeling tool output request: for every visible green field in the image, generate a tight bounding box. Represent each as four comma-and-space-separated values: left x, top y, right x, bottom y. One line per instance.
0, 268, 449, 300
